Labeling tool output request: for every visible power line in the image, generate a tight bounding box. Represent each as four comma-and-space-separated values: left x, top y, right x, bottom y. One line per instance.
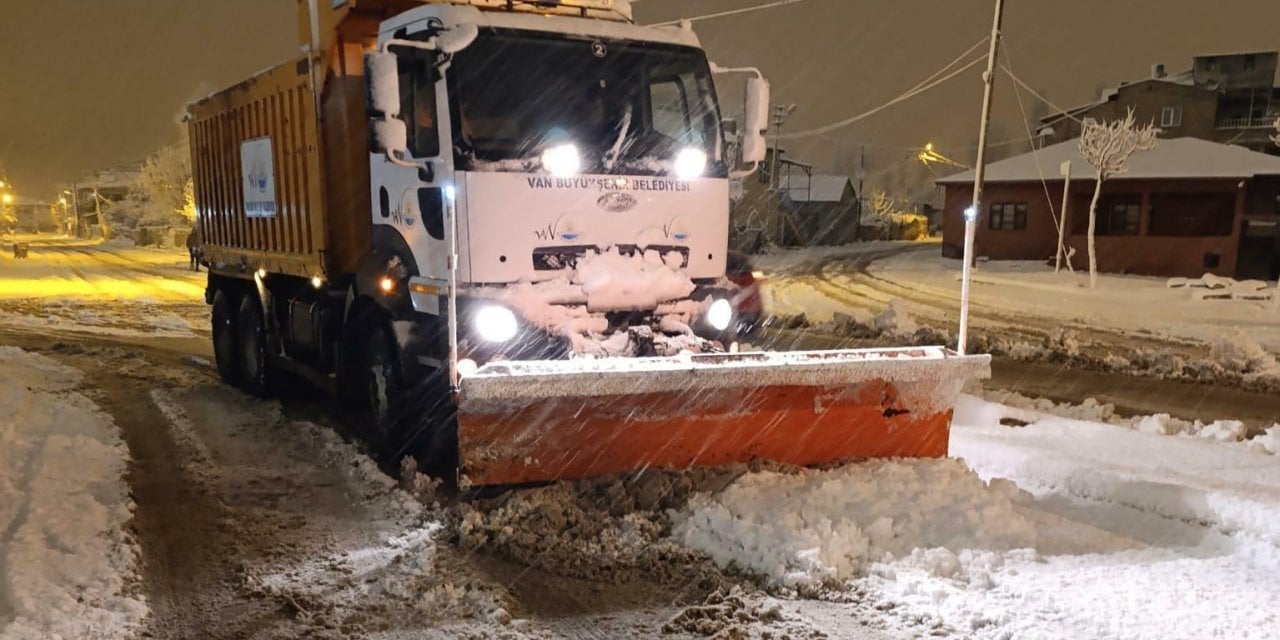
1001, 39, 1064, 250
1000, 64, 1085, 125
777, 55, 985, 140
775, 38, 990, 140
647, 0, 813, 27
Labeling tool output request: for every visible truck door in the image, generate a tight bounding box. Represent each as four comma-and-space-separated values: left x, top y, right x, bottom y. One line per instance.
370, 45, 452, 283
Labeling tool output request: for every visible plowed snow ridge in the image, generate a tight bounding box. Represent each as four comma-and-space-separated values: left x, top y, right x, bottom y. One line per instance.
0, 347, 147, 639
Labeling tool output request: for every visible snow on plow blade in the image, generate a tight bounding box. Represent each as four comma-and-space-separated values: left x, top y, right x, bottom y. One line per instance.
456, 347, 991, 486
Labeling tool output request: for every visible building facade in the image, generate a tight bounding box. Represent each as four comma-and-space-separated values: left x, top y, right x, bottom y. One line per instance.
939, 138, 1280, 280
1039, 52, 1279, 154
731, 148, 860, 250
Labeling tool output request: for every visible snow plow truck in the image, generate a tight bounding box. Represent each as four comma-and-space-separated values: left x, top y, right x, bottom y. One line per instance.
188, 0, 990, 486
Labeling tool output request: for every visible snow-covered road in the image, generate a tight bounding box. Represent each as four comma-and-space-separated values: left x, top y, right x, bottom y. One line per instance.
0, 236, 206, 339
0, 347, 146, 639
2, 239, 1278, 639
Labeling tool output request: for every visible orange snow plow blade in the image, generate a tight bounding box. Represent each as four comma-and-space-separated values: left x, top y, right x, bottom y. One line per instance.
456, 347, 991, 486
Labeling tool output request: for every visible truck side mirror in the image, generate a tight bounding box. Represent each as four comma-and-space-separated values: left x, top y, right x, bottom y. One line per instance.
365, 51, 400, 117
742, 78, 771, 164
365, 51, 409, 159
435, 23, 479, 54
371, 119, 409, 158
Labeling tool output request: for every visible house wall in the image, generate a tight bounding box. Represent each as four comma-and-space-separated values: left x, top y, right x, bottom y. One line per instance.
14, 205, 60, 233
942, 182, 1061, 261
1041, 80, 1219, 146
943, 178, 1252, 278
1193, 52, 1279, 91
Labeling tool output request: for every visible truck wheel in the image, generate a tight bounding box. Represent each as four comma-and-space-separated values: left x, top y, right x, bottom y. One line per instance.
211, 290, 241, 386
237, 294, 271, 397
362, 323, 403, 450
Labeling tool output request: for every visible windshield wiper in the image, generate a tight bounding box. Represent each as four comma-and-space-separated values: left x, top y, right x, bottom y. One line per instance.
602, 104, 634, 172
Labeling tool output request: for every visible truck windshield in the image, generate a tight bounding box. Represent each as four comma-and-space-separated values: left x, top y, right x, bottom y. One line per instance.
450, 29, 723, 176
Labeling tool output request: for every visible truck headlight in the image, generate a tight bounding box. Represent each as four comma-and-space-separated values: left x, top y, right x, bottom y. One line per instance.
475, 305, 519, 343
542, 143, 581, 177
674, 147, 707, 180
707, 298, 733, 331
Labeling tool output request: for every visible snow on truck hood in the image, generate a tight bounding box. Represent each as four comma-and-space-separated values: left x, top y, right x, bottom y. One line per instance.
471, 246, 701, 335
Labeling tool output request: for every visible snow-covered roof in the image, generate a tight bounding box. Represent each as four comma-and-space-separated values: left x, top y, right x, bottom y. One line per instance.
937, 137, 1280, 185
785, 175, 854, 203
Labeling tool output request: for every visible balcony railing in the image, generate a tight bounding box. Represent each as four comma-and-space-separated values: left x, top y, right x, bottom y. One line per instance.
1217, 115, 1279, 130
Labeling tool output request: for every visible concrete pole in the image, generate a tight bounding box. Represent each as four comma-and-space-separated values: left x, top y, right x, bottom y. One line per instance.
958, 0, 1005, 355
1056, 160, 1071, 273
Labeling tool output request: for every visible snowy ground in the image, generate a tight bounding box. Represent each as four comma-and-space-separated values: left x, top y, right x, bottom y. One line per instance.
761, 242, 1279, 352
0, 346, 146, 639
2, 239, 1278, 639
673, 393, 1280, 639
759, 243, 1280, 401
0, 235, 206, 338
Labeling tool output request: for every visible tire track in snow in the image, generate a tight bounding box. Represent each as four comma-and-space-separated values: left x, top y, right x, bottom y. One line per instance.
0, 432, 52, 629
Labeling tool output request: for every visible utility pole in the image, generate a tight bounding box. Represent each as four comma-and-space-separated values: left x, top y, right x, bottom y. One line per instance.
71, 183, 81, 237
856, 145, 866, 239
958, 0, 1005, 356
1056, 160, 1071, 273
768, 103, 796, 246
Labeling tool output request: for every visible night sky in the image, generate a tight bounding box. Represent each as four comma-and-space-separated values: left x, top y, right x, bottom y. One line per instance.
2, 0, 1277, 197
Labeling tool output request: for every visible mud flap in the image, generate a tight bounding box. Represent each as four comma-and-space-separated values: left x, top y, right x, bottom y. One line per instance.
456, 347, 991, 486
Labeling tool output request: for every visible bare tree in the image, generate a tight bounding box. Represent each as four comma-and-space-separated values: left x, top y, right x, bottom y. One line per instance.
1077, 108, 1159, 288
137, 133, 195, 226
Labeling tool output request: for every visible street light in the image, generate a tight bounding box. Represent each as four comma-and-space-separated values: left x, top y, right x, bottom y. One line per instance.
1, 194, 12, 205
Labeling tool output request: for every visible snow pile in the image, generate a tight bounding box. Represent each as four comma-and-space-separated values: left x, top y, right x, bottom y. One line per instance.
922, 394, 1280, 640
1250, 426, 1280, 455
954, 394, 1280, 545
670, 459, 1037, 589
980, 388, 1272, 446
0, 347, 147, 638
456, 468, 748, 586
1171, 273, 1275, 301
872, 300, 918, 336
1210, 332, 1280, 377
662, 588, 783, 637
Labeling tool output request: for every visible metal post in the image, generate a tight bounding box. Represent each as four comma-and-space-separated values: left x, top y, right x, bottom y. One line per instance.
1056, 160, 1071, 273
958, 0, 1005, 355
94, 187, 103, 238
769, 106, 784, 245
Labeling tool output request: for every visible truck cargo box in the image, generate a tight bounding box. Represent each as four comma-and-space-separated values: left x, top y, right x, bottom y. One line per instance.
187, 3, 407, 280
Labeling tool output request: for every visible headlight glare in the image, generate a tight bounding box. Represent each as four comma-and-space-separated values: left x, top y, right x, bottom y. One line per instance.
707, 298, 733, 331
475, 305, 519, 343
674, 147, 708, 180
541, 143, 582, 177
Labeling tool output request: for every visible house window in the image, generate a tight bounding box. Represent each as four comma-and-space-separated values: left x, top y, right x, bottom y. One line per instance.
1098, 197, 1141, 235
988, 203, 1027, 231
1160, 106, 1183, 128
1149, 193, 1235, 237
1204, 56, 1218, 70
1244, 54, 1257, 71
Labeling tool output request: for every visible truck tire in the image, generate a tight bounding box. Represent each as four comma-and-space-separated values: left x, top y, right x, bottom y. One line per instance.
211, 289, 241, 386
361, 322, 403, 451
237, 294, 272, 397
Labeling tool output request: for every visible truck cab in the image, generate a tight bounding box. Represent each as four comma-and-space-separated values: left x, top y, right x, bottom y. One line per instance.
363, 3, 753, 377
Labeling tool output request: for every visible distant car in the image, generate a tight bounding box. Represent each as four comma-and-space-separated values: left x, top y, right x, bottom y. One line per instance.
726, 251, 765, 336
